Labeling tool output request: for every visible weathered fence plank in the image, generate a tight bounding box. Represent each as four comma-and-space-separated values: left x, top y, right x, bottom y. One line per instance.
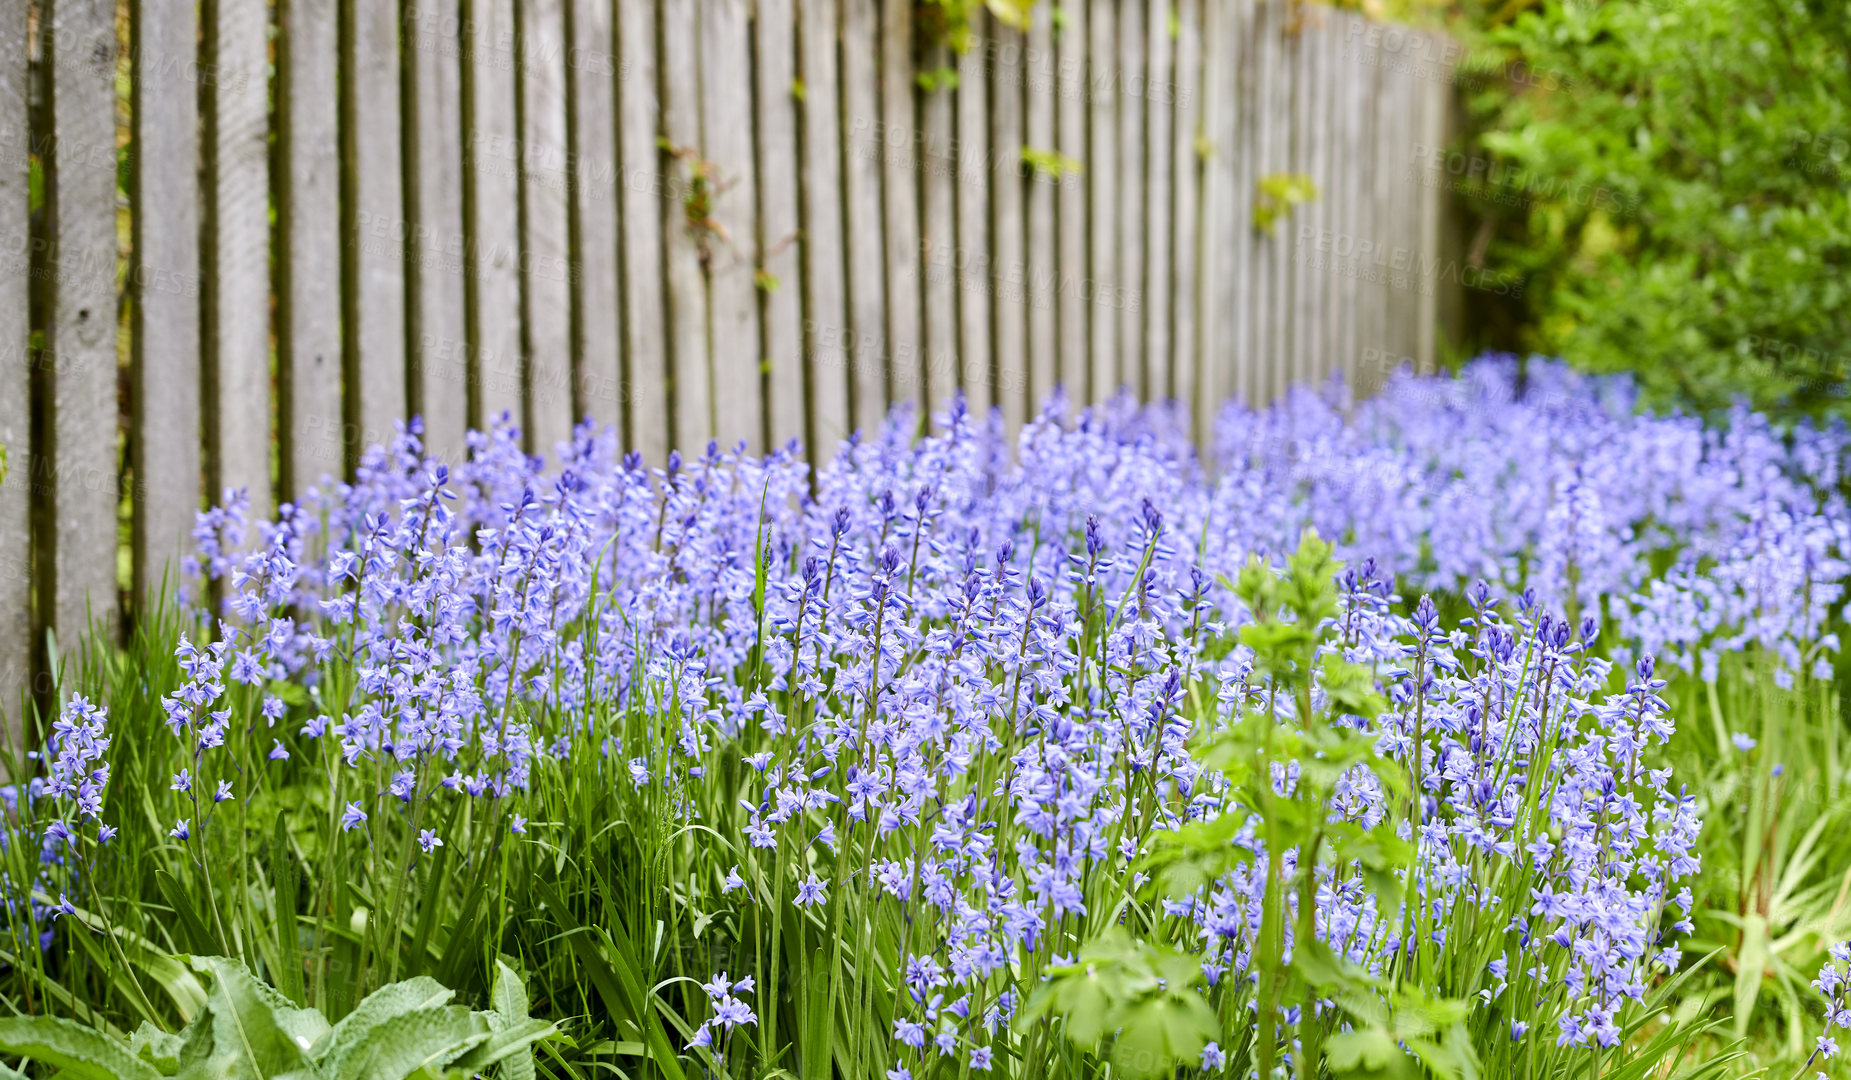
44, 0, 120, 654
879, 0, 922, 414
1172, 0, 1201, 422
919, 51, 958, 421
130, 0, 201, 604
280, 0, 342, 495
661, 0, 712, 450
615, 0, 667, 459
798, 0, 851, 446
343, 0, 405, 460
1143, 0, 1172, 401
567, 0, 623, 431
1087, 0, 1117, 401
519, 0, 576, 454
1024, 11, 1057, 414
467, 0, 525, 429
991, 20, 1028, 431
843, 0, 887, 432
955, 15, 993, 418
701, 0, 763, 451
0, 0, 30, 715
1054, 0, 1087, 409
206, 0, 270, 521
1116, 0, 1146, 396
755, 0, 805, 451
406, 0, 470, 466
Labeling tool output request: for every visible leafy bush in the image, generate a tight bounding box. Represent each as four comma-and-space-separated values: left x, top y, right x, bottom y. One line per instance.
1466, 0, 1851, 414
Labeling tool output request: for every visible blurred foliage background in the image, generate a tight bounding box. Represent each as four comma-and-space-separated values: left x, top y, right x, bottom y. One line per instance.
1385, 0, 1851, 417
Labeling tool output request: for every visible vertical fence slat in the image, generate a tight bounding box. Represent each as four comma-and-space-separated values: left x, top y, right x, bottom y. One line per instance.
43, 0, 120, 653
615, 0, 666, 458
755, 0, 804, 451
991, 21, 1026, 433
1171, 0, 1200, 427
1143, 0, 1172, 402
1116, 0, 1145, 396
406, 0, 470, 466
1024, 11, 1056, 416
659, 0, 710, 450
1242, 0, 1270, 406
879, 0, 922, 414
1265, 3, 1293, 405
1195, 0, 1230, 444
567, 0, 623, 431
343, 0, 405, 458
1054, 0, 1087, 410
0, 0, 29, 713
205, 0, 270, 518
798, 0, 850, 445
1415, 36, 1446, 372
519, 0, 576, 454
466, 0, 524, 429
130, 0, 200, 603
841, 0, 885, 432
1227, 0, 1256, 409
919, 55, 957, 423
955, 15, 992, 419
1086, 0, 1116, 401
280, 0, 342, 494
702, 0, 762, 450
1291, 10, 1318, 390
1335, 12, 1363, 389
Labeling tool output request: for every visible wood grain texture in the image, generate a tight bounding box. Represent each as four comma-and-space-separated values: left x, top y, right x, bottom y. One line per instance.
840, 0, 885, 433
43, 0, 121, 651
1171, 0, 1200, 433
465, 0, 525, 430
1194, 0, 1230, 443
659, 0, 710, 450
700, 0, 762, 451
878, 0, 922, 421
342, 0, 405, 462
990, 20, 1027, 433
0, 0, 31, 715
519, 0, 576, 455
797, 0, 850, 447
1023, 10, 1056, 417
280, 0, 344, 494
954, 13, 992, 419
1142, 0, 1172, 403
614, 0, 666, 459
1085, 0, 1116, 402
1053, 0, 1087, 411
205, 0, 271, 521
1415, 33, 1445, 374
1115, 0, 1145, 396
130, 0, 201, 602
405, 0, 470, 466
918, 48, 958, 423
754, 0, 805, 452
567, 0, 623, 431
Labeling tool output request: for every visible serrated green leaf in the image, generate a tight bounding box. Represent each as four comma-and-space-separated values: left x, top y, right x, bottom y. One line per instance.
0, 1015, 165, 1080
483, 960, 537, 1080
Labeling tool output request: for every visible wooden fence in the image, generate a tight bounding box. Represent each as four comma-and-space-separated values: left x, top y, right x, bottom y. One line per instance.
0, 0, 1461, 714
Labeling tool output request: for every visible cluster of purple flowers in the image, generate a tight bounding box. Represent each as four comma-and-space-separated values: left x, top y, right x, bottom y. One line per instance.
137, 358, 1844, 1068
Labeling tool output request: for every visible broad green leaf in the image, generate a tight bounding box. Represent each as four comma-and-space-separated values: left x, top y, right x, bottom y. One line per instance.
185, 956, 324, 1080
0, 1015, 165, 1080
320, 977, 453, 1064
483, 960, 538, 1080
131, 1020, 186, 1074
447, 1017, 555, 1077
1108, 993, 1218, 1080
323, 1007, 486, 1080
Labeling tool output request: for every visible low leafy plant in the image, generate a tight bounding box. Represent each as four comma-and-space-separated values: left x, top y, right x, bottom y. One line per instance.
0, 957, 552, 1080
